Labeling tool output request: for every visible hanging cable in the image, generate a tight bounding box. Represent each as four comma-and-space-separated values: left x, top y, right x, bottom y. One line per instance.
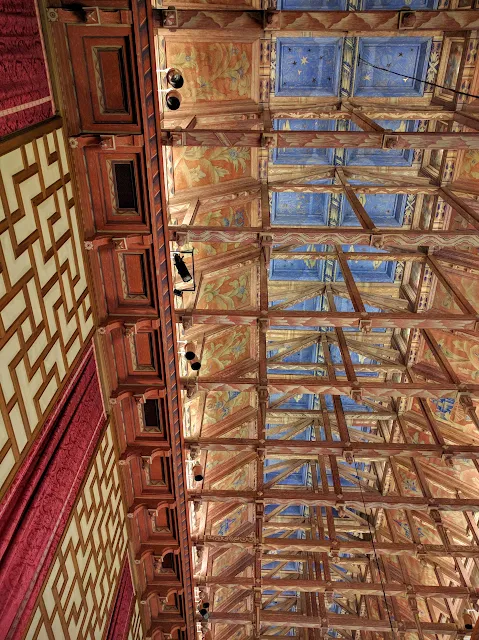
350, 451, 397, 638
358, 55, 479, 100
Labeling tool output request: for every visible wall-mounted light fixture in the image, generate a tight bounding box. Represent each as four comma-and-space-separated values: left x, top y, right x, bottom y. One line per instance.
171, 249, 195, 295
157, 68, 184, 110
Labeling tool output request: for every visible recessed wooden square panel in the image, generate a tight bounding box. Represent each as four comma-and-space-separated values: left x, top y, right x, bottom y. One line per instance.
127, 331, 164, 382
99, 248, 157, 315
85, 148, 149, 232
68, 27, 139, 132
122, 253, 148, 298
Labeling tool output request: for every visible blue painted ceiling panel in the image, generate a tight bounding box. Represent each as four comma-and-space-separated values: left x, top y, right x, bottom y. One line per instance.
354, 37, 432, 97
279, 0, 346, 8
363, 0, 438, 7
275, 38, 343, 97
340, 193, 407, 227
273, 119, 335, 165
271, 191, 330, 226
345, 120, 418, 166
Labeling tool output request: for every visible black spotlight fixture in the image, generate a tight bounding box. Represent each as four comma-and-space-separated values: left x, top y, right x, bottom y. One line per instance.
165, 90, 182, 111
166, 68, 184, 89
171, 249, 195, 295
463, 611, 473, 630
184, 343, 196, 360
193, 463, 204, 482
174, 253, 192, 283
191, 360, 201, 371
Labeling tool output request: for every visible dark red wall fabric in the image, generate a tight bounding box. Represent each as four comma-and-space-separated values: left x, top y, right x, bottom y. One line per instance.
0, 344, 106, 639
0, 0, 54, 137
106, 558, 136, 640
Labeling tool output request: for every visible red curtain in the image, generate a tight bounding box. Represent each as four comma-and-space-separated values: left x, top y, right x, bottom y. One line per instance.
0, 0, 54, 137
0, 344, 106, 639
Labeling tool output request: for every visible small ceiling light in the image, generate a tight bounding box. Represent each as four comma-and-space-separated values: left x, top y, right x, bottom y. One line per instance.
158, 67, 184, 89
166, 68, 184, 89
191, 360, 201, 371
193, 463, 204, 482
165, 89, 182, 111
464, 612, 474, 630
174, 253, 192, 282
185, 343, 196, 360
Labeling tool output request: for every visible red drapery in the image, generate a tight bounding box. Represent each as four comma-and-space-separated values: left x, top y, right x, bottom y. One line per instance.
0, 0, 54, 137
0, 344, 106, 639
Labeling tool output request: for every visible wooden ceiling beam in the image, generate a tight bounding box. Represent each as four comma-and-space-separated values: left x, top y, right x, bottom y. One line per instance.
178, 309, 479, 330
185, 438, 479, 460
196, 536, 479, 558
207, 611, 467, 634
163, 129, 479, 150
171, 226, 479, 248
186, 377, 479, 400
155, 8, 479, 32
189, 489, 479, 511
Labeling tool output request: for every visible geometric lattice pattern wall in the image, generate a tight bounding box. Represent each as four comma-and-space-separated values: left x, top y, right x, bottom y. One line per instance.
0, 119, 94, 494
128, 599, 144, 640
25, 423, 129, 640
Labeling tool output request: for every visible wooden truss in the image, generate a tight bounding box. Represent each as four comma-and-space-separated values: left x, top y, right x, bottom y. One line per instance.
169, 33, 479, 635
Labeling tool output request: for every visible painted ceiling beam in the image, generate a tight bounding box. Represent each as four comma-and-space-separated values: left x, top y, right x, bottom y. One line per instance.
199, 577, 474, 598
155, 8, 479, 32
178, 309, 479, 330
270, 185, 440, 194
206, 611, 466, 633
185, 438, 479, 461
189, 489, 479, 512
184, 378, 478, 400
170, 227, 479, 248
195, 535, 479, 558
163, 129, 479, 149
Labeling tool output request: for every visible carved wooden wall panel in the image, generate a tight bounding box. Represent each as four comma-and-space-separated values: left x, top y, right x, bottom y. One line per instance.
25, 423, 128, 640
47, 1, 196, 635
0, 118, 94, 497
68, 27, 140, 133
84, 147, 149, 233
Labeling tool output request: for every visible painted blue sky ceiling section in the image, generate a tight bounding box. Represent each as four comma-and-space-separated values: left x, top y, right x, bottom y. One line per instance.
279, 0, 346, 9
275, 38, 343, 97
271, 191, 330, 226
355, 37, 432, 97
340, 193, 407, 227
273, 119, 335, 165
345, 120, 418, 166
363, 0, 438, 8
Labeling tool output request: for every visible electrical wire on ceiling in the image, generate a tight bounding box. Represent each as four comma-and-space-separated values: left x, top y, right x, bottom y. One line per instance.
358, 55, 479, 100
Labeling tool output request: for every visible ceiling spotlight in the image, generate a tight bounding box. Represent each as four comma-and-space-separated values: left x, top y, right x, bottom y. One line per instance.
165, 89, 182, 111
166, 68, 184, 89
174, 253, 192, 282
184, 342, 196, 360
190, 359, 201, 371
158, 67, 184, 89
464, 612, 473, 630
192, 463, 204, 482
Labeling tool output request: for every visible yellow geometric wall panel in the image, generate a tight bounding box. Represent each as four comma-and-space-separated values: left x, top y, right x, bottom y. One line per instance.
128, 600, 144, 640
0, 118, 94, 495
25, 422, 129, 640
